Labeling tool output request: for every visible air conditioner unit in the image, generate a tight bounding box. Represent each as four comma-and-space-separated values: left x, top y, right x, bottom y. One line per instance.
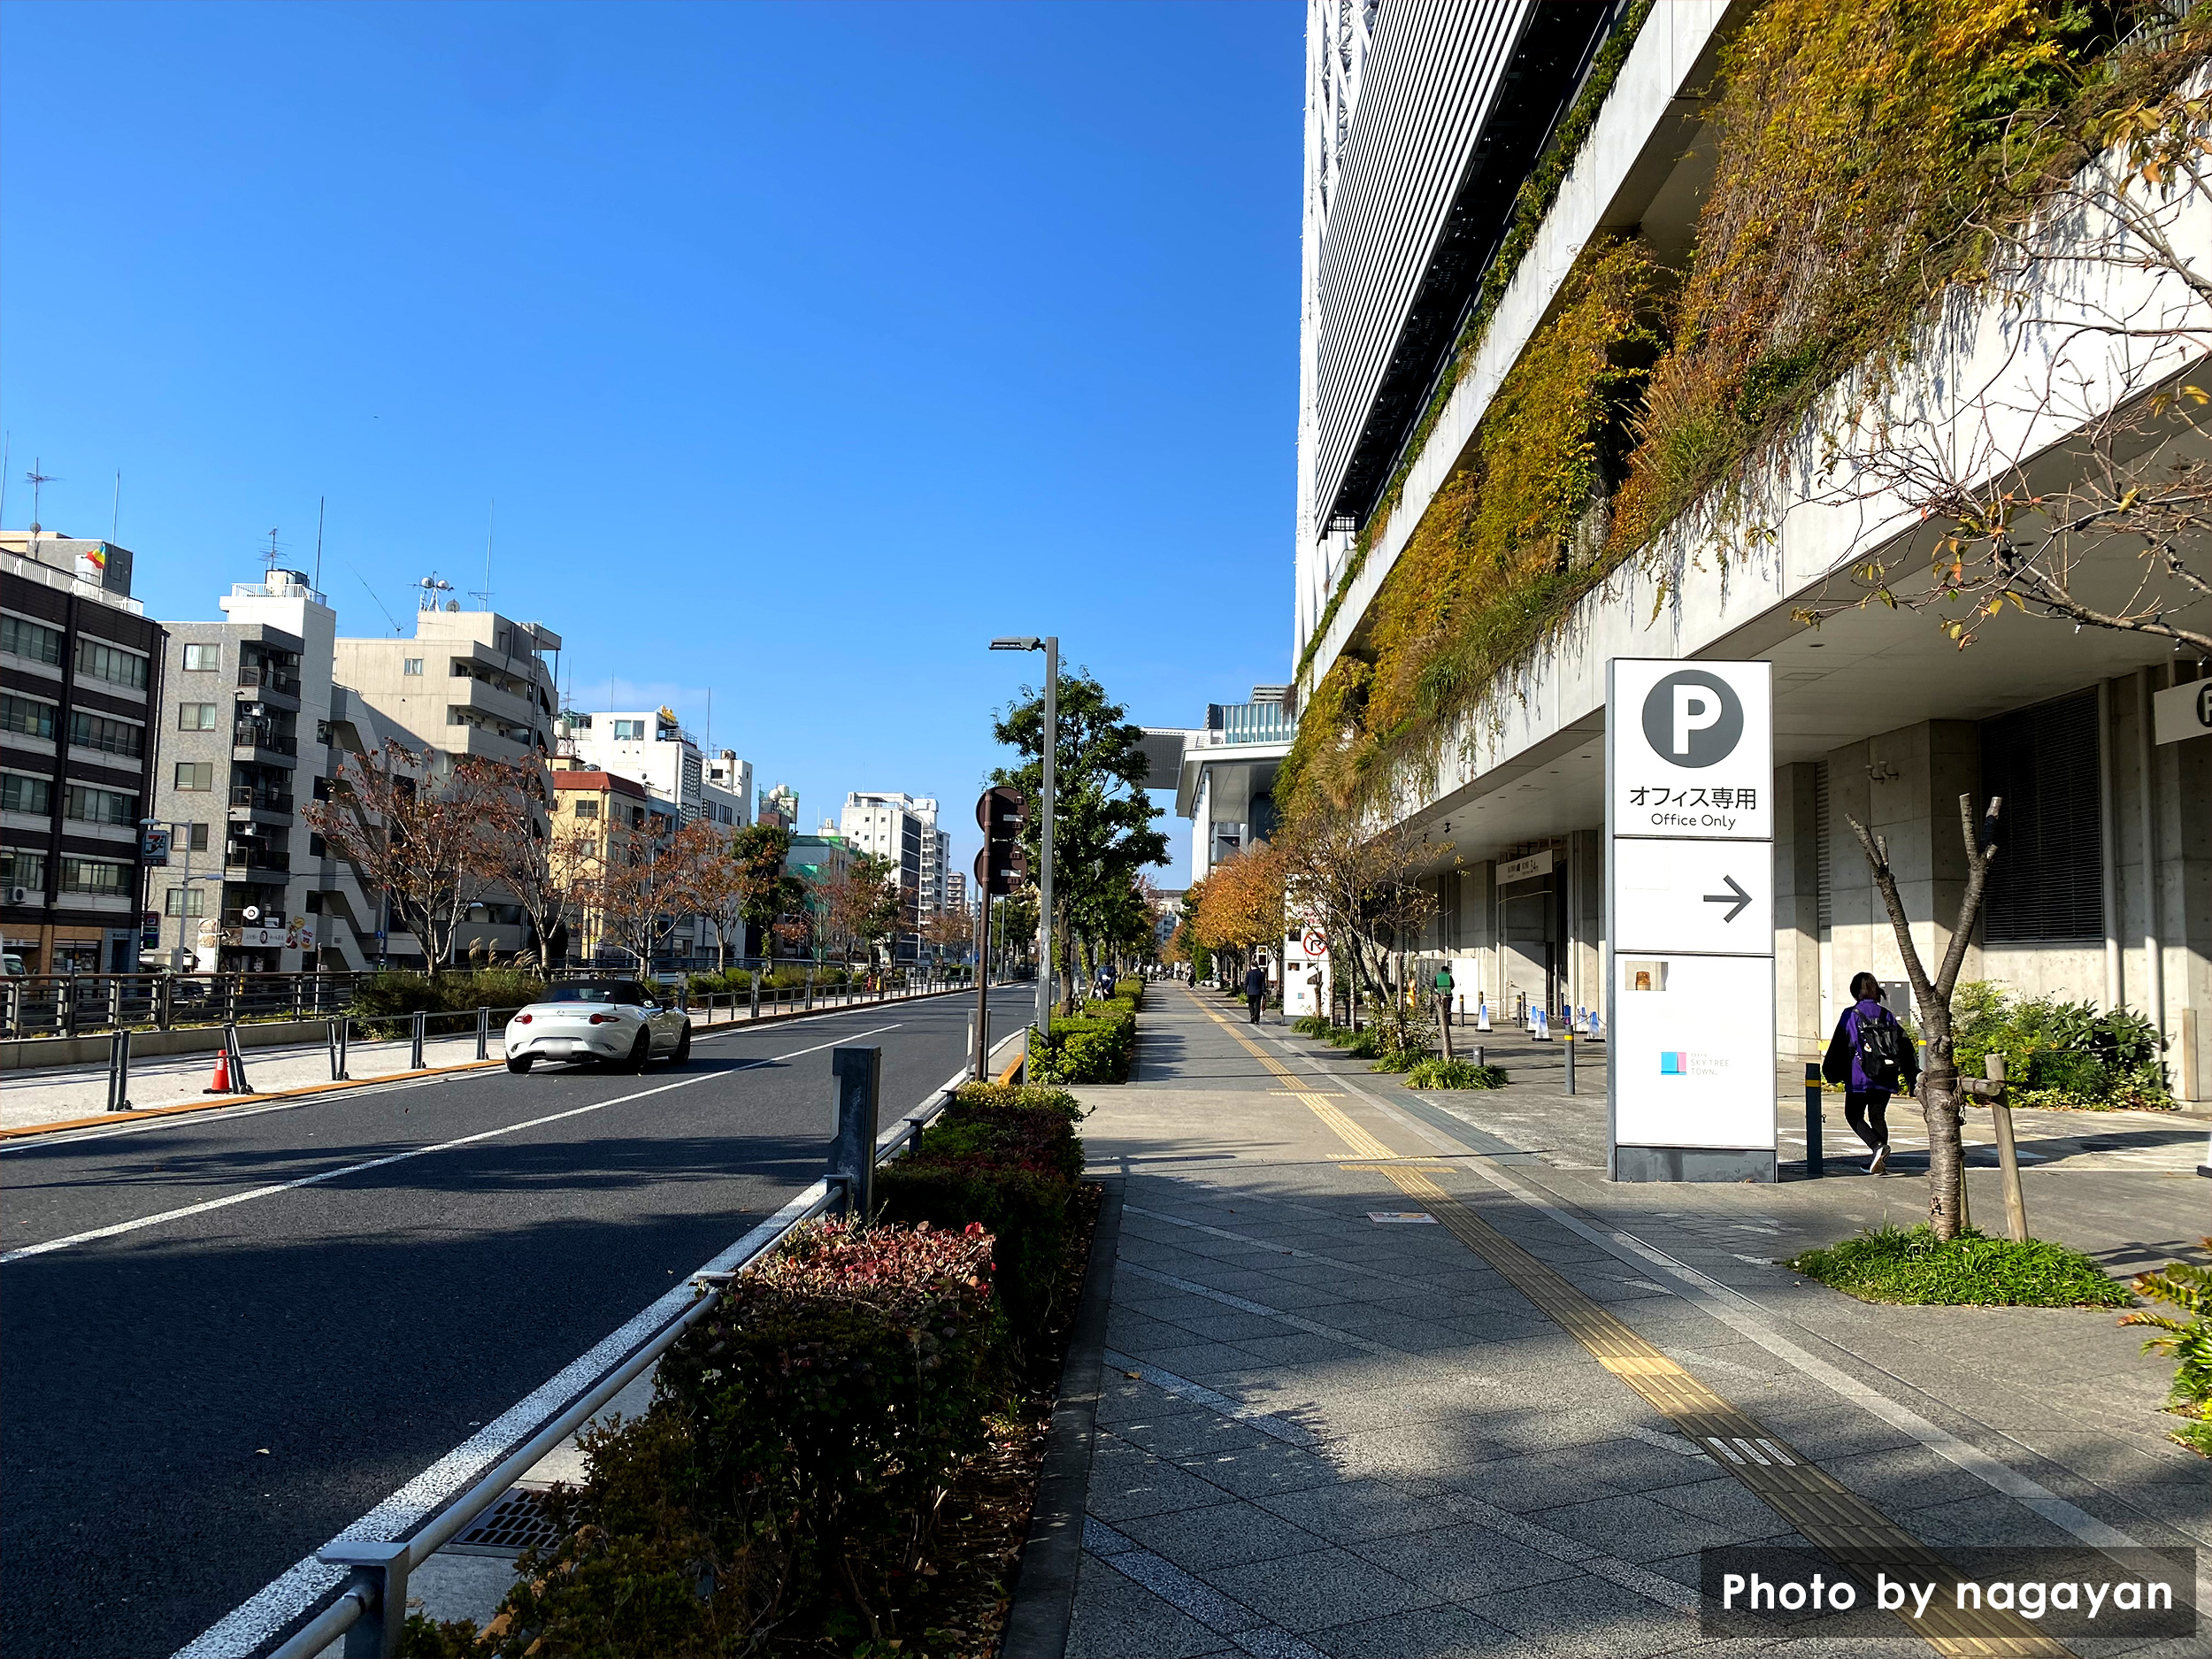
7, 885, 26, 905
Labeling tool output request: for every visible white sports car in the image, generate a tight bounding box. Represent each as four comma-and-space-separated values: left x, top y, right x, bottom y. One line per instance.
503, 979, 692, 1073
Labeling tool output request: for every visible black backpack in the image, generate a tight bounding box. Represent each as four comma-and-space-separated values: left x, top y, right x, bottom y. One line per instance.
1856, 1010, 1908, 1090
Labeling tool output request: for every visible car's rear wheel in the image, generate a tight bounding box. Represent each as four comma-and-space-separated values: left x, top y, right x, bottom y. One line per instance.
673, 1024, 692, 1064
506, 1054, 534, 1074
625, 1030, 651, 1071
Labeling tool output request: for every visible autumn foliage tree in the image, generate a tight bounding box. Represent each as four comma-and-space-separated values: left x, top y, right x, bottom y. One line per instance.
305, 740, 481, 967
1188, 843, 1287, 989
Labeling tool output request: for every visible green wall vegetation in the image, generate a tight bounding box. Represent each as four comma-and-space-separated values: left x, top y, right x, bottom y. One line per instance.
1286, 0, 2211, 819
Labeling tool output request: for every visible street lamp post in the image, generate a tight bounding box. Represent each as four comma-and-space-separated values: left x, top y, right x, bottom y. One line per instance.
990, 635, 1056, 1044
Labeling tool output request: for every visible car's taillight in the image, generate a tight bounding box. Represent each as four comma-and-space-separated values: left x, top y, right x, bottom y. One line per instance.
589, 1013, 611, 1025
517, 1013, 533, 1024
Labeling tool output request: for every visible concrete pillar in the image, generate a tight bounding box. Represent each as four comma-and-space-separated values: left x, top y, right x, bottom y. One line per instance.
1774, 763, 1822, 1060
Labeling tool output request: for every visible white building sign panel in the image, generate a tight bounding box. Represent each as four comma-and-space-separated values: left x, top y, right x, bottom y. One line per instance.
1606, 659, 1777, 1183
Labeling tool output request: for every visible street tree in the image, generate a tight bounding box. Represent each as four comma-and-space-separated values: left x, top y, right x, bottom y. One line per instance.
595, 814, 714, 972
1279, 806, 1444, 1045
1189, 844, 1286, 990
822, 853, 904, 977
304, 740, 480, 968
1848, 795, 2004, 1241
707, 821, 806, 969
458, 756, 597, 972
990, 671, 1170, 1015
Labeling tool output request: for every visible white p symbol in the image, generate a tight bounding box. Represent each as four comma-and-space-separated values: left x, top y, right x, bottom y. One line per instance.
1672, 687, 1721, 755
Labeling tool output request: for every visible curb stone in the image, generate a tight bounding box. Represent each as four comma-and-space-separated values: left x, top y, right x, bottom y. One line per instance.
1000, 1176, 1124, 1659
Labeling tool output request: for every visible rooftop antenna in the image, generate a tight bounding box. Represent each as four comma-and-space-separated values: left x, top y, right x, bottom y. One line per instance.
470, 497, 495, 610
111, 472, 121, 542
25, 457, 58, 534
416, 572, 455, 611
349, 565, 403, 634
0, 432, 11, 526
313, 497, 326, 593
264, 526, 284, 572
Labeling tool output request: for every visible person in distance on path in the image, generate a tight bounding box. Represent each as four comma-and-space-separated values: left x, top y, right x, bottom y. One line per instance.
1822, 972, 1919, 1174
1244, 956, 1268, 1024
1432, 960, 1455, 1026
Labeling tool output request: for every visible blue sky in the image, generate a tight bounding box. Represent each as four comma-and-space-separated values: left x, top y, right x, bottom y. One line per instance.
0, 0, 1299, 887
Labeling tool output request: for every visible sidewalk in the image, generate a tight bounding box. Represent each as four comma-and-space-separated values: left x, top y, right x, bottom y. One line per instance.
1059, 984, 2207, 1658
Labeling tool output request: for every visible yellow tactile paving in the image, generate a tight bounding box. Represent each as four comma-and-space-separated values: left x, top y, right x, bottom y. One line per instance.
1188, 992, 2070, 1658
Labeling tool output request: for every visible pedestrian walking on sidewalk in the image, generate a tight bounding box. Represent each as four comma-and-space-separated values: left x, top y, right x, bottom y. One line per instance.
1432, 961, 1455, 1026
1822, 972, 1918, 1174
1244, 958, 1267, 1025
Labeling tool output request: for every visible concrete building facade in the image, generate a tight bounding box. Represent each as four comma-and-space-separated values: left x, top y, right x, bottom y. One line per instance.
1, 533, 165, 972
1281, 0, 2212, 1107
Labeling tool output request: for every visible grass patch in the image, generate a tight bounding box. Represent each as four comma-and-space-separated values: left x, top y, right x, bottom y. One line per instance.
1403, 1057, 1509, 1091
1786, 1225, 2133, 1309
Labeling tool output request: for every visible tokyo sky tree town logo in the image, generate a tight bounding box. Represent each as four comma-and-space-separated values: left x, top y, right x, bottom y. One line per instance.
1640, 670, 1745, 769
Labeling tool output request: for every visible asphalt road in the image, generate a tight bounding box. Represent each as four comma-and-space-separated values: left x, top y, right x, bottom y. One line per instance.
0, 987, 1033, 1659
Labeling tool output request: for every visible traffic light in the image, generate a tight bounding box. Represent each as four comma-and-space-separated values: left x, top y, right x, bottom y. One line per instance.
974, 785, 1027, 896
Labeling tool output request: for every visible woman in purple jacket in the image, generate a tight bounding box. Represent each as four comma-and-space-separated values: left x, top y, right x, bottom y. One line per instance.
1821, 972, 1920, 1174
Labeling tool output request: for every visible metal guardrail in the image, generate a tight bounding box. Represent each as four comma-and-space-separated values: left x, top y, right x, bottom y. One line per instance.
257, 1018, 1024, 1659
6, 967, 974, 1043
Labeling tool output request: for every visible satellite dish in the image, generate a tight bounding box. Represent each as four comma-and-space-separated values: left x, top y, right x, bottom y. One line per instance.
242, 904, 262, 923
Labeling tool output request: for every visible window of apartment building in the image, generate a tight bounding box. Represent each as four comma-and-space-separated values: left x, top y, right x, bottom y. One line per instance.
174, 761, 215, 791
572, 836, 598, 859
173, 823, 211, 852
2, 613, 63, 665
403, 657, 425, 676
309, 833, 326, 857
59, 856, 132, 895
65, 785, 138, 826
613, 719, 643, 740
572, 798, 600, 818
69, 710, 145, 758
1981, 690, 2103, 942
182, 642, 219, 672
73, 637, 150, 690
2, 849, 47, 891
165, 887, 206, 918
2, 774, 52, 815
179, 702, 220, 731
1, 693, 58, 741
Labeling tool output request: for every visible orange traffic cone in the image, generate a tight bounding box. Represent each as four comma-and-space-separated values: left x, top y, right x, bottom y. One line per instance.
203, 1048, 232, 1094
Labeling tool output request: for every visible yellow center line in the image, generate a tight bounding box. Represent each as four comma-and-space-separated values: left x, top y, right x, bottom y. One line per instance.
1179, 987, 2069, 1658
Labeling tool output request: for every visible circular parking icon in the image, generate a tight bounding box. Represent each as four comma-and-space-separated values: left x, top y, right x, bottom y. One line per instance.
1640, 670, 1744, 768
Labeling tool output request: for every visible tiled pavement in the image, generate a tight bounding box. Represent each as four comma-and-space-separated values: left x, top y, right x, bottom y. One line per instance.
1061, 986, 2208, 1658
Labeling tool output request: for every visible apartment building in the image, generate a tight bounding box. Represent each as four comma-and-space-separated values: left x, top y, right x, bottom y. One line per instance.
559, 707, 714, 819
548, 763, 655, 964
335, 602, 560, 772
150, 569, 334, 972
1, 532, 165, 972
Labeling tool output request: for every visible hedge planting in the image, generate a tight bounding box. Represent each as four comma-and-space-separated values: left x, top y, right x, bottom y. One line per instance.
1033, 994, 1139, 1084
400, 1085, 1094, 1657
402, 1218, 1001, 1656
876, 1083, 1087, 1375
350, 970, 547, 1035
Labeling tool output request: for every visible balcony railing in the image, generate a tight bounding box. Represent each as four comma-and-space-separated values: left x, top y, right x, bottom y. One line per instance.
224, 844, 292, 873
234, 723, 298, 755
231, 785, 296, 814
238, 664, 302, 697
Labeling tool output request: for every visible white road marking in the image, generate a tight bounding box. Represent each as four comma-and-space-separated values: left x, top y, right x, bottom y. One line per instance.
0, 1025, 901, 1266
173, 1045, 1005, 1659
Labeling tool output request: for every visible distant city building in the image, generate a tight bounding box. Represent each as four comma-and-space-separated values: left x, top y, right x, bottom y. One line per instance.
334, 599, 561, 772
1, 529, 165, 973
839, 791, 938, 960
559, 706, 711, 821
703, 749, 752, 831
1141, 687, 1292, 880
548, 764, 652, 964
757, 782, 799, 832
946, 869, 966, 914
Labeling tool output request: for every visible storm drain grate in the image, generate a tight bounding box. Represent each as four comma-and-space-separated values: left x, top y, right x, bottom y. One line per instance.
453, 1484, 566, 1555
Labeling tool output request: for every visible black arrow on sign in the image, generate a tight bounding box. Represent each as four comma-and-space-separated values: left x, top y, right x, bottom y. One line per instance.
1703, 874, 1750, 923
